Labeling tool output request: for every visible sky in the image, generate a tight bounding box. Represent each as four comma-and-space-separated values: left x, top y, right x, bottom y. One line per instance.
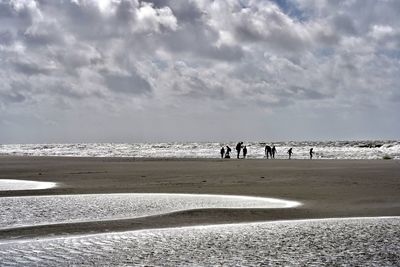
0, 0, 399, 143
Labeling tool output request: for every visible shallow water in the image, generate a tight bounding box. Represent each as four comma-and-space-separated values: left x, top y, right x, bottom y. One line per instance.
0, 217, 399, 266
1, 186, 398, 266
0, 179, 57, 191
0, 193, 300, 229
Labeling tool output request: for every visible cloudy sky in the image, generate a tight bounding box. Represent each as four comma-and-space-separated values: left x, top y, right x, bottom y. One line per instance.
0, 0, 399, 143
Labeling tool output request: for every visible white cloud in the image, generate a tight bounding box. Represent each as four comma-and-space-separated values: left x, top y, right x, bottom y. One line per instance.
136, 2, 177, 32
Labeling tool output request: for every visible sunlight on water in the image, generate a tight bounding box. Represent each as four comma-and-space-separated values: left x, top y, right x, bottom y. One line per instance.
0, 193, 300, 229
0, 179, 57, 191
0, 217, 399, 266
0, 140, 399, 159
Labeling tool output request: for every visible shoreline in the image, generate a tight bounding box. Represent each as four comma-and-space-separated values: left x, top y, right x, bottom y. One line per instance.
1, 155, 399, 162
1, 156, 399, 239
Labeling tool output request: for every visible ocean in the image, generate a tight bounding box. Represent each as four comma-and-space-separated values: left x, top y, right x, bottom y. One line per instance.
0, 140, 399, 159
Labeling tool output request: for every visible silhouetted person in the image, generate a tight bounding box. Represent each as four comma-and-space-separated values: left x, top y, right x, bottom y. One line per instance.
225, 146, 231, 158
272, 146, 277, 159
288, 148, 293, 159
236, 142, 243, 159
220, 147, 225, 159
265, 145, 272, 159
243, 146, 247, 158
309, 148, 314, 159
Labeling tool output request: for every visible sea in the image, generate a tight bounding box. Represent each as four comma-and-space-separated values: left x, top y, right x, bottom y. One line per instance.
0, 140, 399, 160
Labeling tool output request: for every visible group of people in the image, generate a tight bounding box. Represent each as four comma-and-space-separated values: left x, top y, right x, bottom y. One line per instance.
220, 143, 315, 159
220, 142, 248, 159
268, 146, 315, 159
264, 145, 277, 159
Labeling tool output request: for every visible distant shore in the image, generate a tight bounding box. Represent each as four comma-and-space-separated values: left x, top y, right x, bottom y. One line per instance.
0, 156, 399, 238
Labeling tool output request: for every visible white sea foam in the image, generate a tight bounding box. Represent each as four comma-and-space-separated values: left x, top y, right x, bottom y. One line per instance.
0, 140, 399, 159
0, 193, 300, 230
0, 179, 57, 191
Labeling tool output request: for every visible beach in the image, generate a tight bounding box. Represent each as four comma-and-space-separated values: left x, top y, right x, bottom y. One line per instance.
1, 156, 399, 239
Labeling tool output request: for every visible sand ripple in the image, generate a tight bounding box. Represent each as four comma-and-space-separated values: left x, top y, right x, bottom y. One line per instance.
0, 217, 399, 266
0, 193, 300, 229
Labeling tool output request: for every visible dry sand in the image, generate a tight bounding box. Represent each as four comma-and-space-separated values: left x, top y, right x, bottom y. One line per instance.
1, 156, 399, 239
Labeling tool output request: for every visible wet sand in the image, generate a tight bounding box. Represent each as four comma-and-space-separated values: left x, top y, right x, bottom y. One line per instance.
0, 156, 400, 239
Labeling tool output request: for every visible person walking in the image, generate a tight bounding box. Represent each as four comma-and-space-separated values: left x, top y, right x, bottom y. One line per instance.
243, 146, 247, 159
309, 148, 314, 159
265, 145, 272, 159
288, 148, 293, 159
272, 145, 277, 159
220, 147, 225, 159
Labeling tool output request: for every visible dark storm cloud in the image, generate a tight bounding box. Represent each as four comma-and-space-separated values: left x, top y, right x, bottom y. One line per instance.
331, 14, 357, 35
103, 71, 152, 95
12, 61, 52, 76
173, 75, 225, 99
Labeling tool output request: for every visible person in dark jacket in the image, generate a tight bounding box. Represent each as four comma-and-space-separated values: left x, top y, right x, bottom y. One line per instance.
236, 142, 243, 159
288, 148, 293, 159
272, 145, 277, 159
225, 146, 232, 158
265, 145, 272, 159
243, 146, 247, 158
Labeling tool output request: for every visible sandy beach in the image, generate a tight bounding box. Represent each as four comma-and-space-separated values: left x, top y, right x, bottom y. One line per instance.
1, 156, 399, 240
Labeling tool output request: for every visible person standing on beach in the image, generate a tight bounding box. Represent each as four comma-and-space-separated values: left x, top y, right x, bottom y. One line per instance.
288, 148, 293, 159
236, 142, 243, 159
225, 146, 231, 158
272, 146, 277, 159
243, 146, 247, 158
220, 147, 225, 159
265, 145, 272, 159
309, 148, 314, 159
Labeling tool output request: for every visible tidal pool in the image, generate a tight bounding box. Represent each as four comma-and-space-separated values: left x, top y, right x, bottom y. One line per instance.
0, 179, 57, 191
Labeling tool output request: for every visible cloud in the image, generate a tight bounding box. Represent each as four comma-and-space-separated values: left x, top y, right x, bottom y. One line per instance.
0, 0, 399, 142
102, 70, 152, 95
